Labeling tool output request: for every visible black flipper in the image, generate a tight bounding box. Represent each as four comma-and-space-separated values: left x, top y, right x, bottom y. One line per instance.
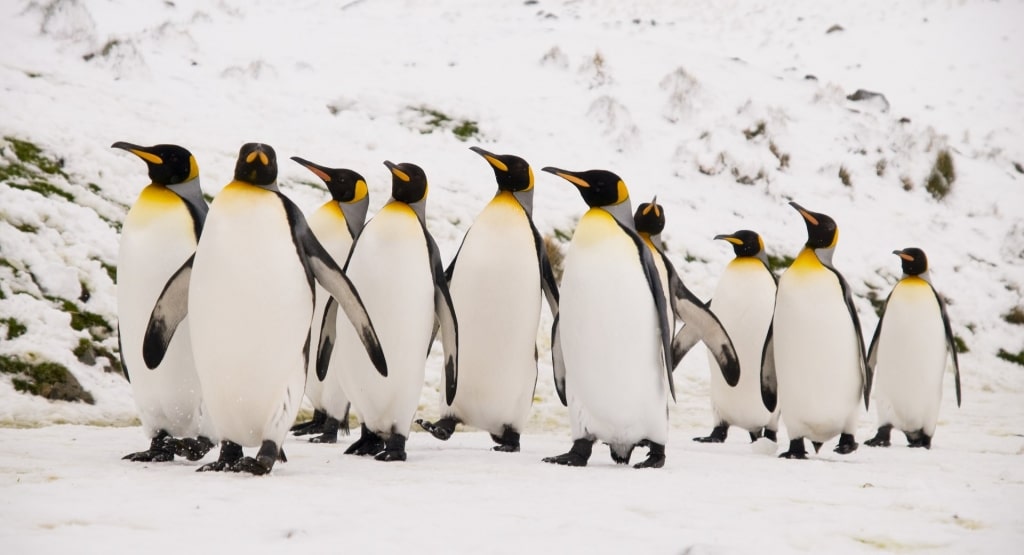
316, 297, 339, 382
528, 217, 560, 317
142, 254, 194, 370
551, 313, 567, 406
760, 323, 778, 412
423, 224, 458, 406
866, 289, 892, 405
933, 286, 962, 407
669, 323, 701, 371
117, 325, 130, 383
826, 263, 870, 409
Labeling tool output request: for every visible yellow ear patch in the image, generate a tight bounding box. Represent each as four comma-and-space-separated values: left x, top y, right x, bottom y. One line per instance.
525, 166, 535, 191
484, 154, 508, 172
615, 180, 629, 204
390, 167, 411, 182
187, 156, 199, 181
830, 228, 839, 248
757, 235, 765, 251
351, 179, 368, 203
131, 149, 163, 165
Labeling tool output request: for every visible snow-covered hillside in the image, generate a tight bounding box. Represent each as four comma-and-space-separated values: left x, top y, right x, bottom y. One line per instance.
1, 0, 1023, 551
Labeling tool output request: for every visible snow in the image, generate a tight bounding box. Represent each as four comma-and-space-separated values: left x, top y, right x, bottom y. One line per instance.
1, 0, 1023, 552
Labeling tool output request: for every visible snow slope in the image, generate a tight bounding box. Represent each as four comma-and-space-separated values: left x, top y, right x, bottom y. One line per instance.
1, 0, 1023, 552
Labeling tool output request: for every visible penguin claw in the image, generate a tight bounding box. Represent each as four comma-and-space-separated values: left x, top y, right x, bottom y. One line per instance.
308, 432, 338, 444
834, 433, 859, 455
163, 436, 215, 461
778, 450, 808, 460
374, 449, 407, 462
415, 418, 455, 441
492, 444, 520, 453
692, 435, 725, 444
122, 448, 174, 463
864, 437, 890, 448
633, 454, 666, 469
542, 452, 588, 467
229, 456, 272, 475
197, 460, 230, 472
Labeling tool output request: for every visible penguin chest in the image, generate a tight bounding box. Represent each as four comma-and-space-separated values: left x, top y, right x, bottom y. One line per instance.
873, 278, 946, 428
188, 185, 312, 442
333, 203, 433, 430
708, 259, 777, 427
560, 209, 666, 442
447, 194, 540, 424
118, 186, 203, 433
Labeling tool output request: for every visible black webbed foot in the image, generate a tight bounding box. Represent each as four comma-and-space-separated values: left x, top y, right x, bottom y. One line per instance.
197, 440, 243, 472
633, 441, 666, 469
762, 429, 778, 442
779, 439, 808, 459
491, 426, 520, 453
345, 424, 385, 456
543, 438, 593, 467
374, 434, 407, 462
834, 433, 858, 455
865, 425, 892, 447
123, 430, 174, 462
693, 424, 728, 443
416, 417, 458, 441
906, 429, 931, 449
309, 417, 340, 444
291, 409, 328, 436
163, 435, 215, 461
229, 440, 280, 475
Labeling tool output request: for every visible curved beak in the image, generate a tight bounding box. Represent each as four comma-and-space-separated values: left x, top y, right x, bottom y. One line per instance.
469, 146, 508, 172
291, 156, 332, 182
541, 166, 589, 189
789, 201, 818, 226
111, 141, 162, 165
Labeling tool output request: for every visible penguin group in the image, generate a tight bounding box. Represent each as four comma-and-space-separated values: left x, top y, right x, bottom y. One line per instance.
114, 141, 962, 474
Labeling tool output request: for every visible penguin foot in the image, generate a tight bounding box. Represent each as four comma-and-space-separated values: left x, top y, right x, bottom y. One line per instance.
633, 442, 666, 469
609, 445, 634, 465
164, 435, 215, 461
229, 457, 272, 475
291, 409, 328, 436
779, 439, 808, 459
490, 426, 520, 452
833, 433, 858, 455
905, 430, 931, 449
344, 425, 385, 456
123, 430, 174, 462
693, 424, 728, 443
308, 416, 340, 443
309, 432, 338, 444
197, 440, 244, 472
865, 425, 893, 447
763, 429, 778, 442
374, 434, 407, 462
543, 438, 593, 467
416, 417, 457, 441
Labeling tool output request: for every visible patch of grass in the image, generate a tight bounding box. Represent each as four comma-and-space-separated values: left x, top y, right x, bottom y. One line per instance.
552, 227, 572, 243
0, 354, 95, 404
1004, 306, 1024, 325
2, 317, 27, 339
769, 141, 790, 169
743, 121, 766, 140
543, 235, 565, 283
1, 137, 74, 201
5, 137, 66, 176
452, 120, 480, 141
100, 261, 117, 283
953, 335, 969, 354
73, 338, 123, 375
5, 180, 75, 201
925, 149, 955, 200
732, 167, 765, 185
15, 222, 37, 233
767, 253, 794, 273
997, 348, 1024, 366
838, 165, 852, 187
866, 289, 886, 317
49, 297, 113, 336
875, 159, 887, 177
405, 106, 481, 142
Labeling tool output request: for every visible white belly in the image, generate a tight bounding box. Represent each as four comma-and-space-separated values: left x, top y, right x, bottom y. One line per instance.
118, 185, 203, 438
872, 279, 947, 436
773, 254, 863, 442
446, 194, 541, 434
326, 203, 434, 437
188, 185, 311, 447
304, 203, 355, 413
707, 259, 778, 431
560, 209, 667, 448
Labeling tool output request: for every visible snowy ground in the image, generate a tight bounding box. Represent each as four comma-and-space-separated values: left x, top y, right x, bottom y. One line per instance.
2, 0, 1024, 552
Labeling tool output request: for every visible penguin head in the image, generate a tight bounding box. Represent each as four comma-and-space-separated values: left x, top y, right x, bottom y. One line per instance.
234, 143, 277, 186
291, 156, 368, 204
470, 146, 533, 192
715, 230, 765, 258
384, 161, 428, 204
542, 167, 629, 208
894, 247, 928, 276
111, 142, 198, 186
634, 196, 665, 236
790, 201, 838, 249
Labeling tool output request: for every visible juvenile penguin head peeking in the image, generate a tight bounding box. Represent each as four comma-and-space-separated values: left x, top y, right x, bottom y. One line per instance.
291, 156, 368, 204
790, 201, 838, 249
384, 160, 428, 204
634, 196, 665, 236
894, 247, 928, 276
111, 142, 198, 185
234, 143, 277, 186
470, 146, 533, 192
715, 230, 765, 258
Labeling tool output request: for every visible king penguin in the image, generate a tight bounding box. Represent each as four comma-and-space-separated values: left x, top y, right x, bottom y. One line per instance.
112, 141, 213, 463
416, 147, 559, 452
693, 230, 780, 444
541, 168, 739, 469
864, 248, 962, 449
143, 143, 387, 475
318, 160, 458, 462
761, 201, 868, 459
287, 156, 370, 444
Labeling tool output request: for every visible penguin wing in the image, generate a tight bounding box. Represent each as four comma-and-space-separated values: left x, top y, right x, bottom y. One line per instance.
316, 297, 339, 382
167, 180, 209, 242
551, 313, 567, 406
142, 255, 194, 370
662, 255, 740, 387
528, 217, 560, 316
619, 224, 676, 401
669, 323, 701, 371
866, 289, 895, 398
283, 198, 388, 378
117, 325, 130, 382
760, 323, 778, 412
829, 266, 871, 409
423, 224, 459, 406
932, 285, 962, 406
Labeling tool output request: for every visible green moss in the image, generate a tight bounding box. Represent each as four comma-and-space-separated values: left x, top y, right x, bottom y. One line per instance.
866, 289, 886, 317
1, 138, 75, 201
925, 149, 955, 200
2, 317, 27, 339
100, 261, 117, 283
743, 121, 766, 140
553, 228, 572, 242
15, 222, 38, 233
838, 165, 852, 187
406, 106, 480, 142
452, 120, 480, 142
5, 180, 75, 201
5, 137, 67, 177
767, 253, 794, 273
49, 297, 113, 335
953, 335, 969, 354
0, 354, 95, 404
73, 337, 122, 375
996, 348, 1024, 366
543, 235, 565, 283
1002, 306, 1024, 325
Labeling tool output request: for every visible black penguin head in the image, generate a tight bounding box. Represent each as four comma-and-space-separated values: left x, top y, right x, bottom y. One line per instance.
634, 196, 665, 236
111, 142, 198, 185
384, 161, 428, 204
790, 201, 838, 249
234, 143, 277, 186
541, 167, 629, 208
715, 230, 764, 257
470, 146, 533, 192
291, 156, 368, 204
894, 247, 928, 276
